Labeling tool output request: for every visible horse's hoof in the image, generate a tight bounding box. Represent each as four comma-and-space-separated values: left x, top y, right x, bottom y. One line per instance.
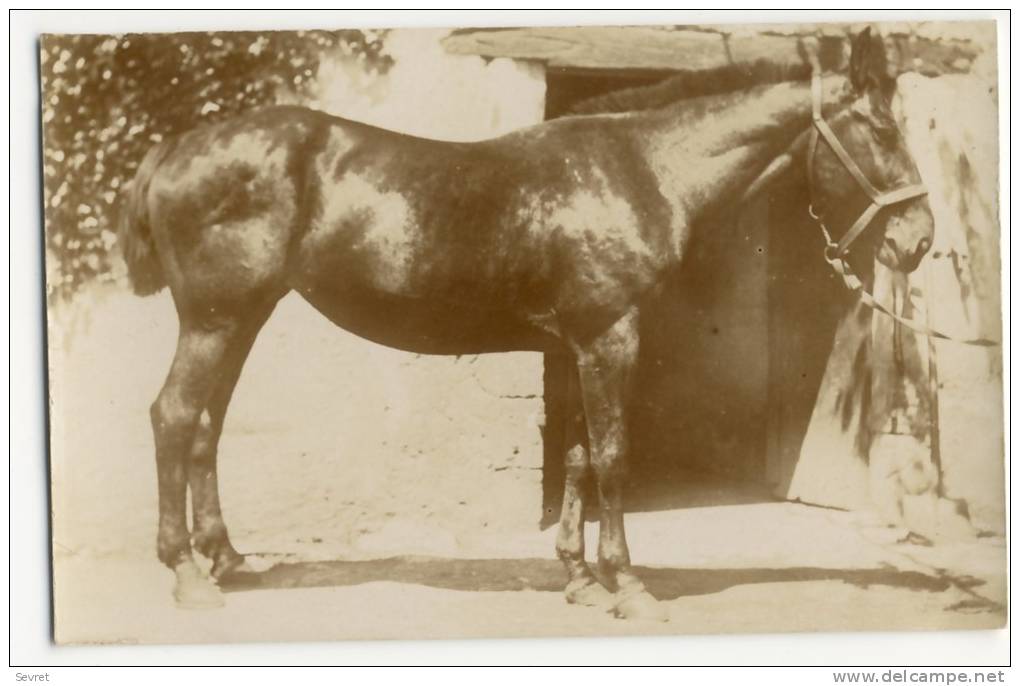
173, 562, 225, 610
614, 590, 669, 622
565, 578, 614, 609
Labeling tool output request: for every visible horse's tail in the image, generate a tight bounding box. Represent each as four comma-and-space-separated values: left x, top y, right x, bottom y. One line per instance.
118, 138, 173, 296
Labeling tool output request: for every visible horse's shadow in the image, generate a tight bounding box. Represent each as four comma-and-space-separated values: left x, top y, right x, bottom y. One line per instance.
220, 555, 994, 608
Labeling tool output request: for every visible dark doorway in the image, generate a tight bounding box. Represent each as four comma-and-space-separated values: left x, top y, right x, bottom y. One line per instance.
544, 66, 674, 119
539, 68, 848, 526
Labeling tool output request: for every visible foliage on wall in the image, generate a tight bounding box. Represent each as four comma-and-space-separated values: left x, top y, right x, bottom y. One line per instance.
41, 30, 391, 302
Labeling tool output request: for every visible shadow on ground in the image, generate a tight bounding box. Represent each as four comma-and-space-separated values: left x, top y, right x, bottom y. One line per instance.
220, 555, 997, 611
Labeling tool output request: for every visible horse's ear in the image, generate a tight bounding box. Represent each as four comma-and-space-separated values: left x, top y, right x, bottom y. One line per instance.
848, 26, 895, 97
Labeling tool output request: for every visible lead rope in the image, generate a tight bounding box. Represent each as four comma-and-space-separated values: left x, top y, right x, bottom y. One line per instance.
818, 231, 998, 347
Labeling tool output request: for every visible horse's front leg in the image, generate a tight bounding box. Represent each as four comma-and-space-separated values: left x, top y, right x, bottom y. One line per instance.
573, 308, 669, 622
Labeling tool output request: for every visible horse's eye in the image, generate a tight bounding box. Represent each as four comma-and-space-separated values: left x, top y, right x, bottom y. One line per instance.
872, 124, 899, 147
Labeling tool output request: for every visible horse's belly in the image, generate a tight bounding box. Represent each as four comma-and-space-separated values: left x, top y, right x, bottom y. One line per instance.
294, 279, 559, 355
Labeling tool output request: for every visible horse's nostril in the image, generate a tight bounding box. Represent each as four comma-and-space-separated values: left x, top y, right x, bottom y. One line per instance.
917, 238, 932, 255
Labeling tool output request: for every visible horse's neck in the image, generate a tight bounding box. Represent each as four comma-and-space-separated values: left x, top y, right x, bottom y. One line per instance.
642, 75, 852, 225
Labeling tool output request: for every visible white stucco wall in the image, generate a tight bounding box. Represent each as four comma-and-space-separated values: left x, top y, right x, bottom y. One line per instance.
311, 28, 546, 141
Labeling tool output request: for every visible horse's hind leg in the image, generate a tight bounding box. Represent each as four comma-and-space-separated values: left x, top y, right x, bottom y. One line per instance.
151, 315, 250, 609
557, 358, 613, 609
573, 308, 668, 622
188, 303, 277, 579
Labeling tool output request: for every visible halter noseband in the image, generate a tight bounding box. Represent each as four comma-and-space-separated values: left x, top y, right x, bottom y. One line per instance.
806, 71, 928, 264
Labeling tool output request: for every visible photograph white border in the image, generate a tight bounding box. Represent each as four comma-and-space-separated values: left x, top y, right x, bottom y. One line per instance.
8, 7, 1012, 670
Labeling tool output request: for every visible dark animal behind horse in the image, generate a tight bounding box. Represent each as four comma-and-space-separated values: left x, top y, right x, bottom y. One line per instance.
119, 27, 933, 620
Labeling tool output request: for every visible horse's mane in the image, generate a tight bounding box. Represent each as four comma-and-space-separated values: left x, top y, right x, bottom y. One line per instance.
566, 60, 812, 116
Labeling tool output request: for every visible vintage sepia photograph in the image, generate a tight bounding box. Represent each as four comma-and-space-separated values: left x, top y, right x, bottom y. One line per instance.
40, 17, 1004, 646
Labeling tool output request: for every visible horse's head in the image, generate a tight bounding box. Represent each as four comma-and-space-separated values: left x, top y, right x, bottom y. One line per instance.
808, 27, 934, 274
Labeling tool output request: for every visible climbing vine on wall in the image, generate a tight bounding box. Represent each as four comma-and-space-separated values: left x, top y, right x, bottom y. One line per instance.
41, 29, 391, 302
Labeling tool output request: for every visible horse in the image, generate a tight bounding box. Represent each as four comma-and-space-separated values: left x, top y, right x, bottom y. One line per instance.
118, 27, 933, 621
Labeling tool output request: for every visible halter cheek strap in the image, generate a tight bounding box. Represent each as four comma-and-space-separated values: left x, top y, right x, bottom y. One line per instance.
806, 71, 928, 258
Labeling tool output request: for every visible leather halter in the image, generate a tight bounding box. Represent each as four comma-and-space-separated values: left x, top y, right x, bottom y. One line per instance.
806, 71, 928, 261
805, 71, 996, 347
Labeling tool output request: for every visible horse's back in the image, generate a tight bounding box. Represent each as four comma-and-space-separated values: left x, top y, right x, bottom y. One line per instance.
141, 105, 676, 347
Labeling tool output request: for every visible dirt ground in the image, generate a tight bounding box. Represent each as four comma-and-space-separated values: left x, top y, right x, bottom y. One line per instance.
48, 289, 1006, 644
53, 502, 1006, 644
